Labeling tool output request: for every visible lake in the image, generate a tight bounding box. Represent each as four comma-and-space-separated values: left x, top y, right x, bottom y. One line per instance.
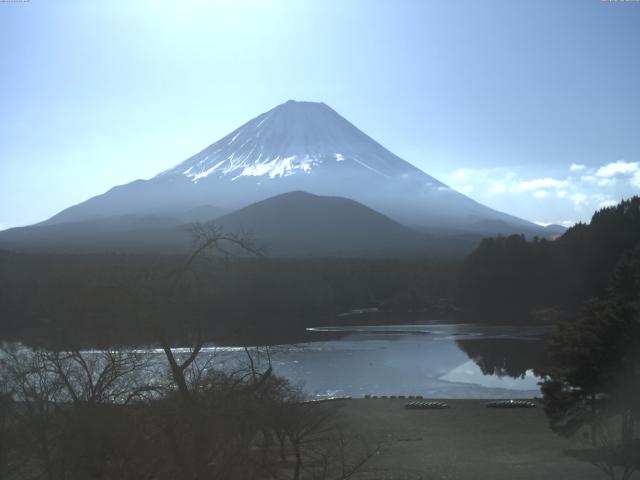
4, 322, 552, 400
207, 322, 552, 399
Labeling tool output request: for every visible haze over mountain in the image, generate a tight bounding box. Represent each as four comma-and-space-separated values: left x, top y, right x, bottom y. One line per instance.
0, 192, 481, 256
214, 191, 427, 256
0, 100, 559, 256
43, 100, 545, 235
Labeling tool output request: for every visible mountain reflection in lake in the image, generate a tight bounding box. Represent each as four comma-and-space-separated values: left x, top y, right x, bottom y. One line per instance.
10, 324, 551, 400
216, 323, 552, 399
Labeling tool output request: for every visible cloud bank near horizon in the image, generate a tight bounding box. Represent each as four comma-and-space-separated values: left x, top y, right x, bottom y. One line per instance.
443, 160, 639, 227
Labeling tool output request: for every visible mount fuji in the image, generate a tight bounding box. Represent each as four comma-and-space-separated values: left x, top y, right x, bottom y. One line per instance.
45, 100, 541, 232
1, 100, 557, 255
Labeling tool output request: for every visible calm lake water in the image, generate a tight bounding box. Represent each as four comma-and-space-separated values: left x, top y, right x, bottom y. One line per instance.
210, 322, 552, 399
7, 323, 552, 400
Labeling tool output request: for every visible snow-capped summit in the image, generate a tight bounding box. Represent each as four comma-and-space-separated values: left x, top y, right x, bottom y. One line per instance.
158, 100, 428, 183
40, 100, 544, 237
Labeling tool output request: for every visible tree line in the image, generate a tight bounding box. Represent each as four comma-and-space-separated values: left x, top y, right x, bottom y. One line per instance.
456, 196, 640, 323
0, 247, 458, 347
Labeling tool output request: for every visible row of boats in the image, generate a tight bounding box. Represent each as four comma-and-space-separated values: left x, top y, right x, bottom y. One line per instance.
403, 399, 537, 409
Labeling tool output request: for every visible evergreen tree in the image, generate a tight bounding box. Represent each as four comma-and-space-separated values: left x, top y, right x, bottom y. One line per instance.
540, 245, 640, 478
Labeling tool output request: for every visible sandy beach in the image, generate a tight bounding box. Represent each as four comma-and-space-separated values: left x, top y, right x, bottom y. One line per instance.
339, 399, 605, 480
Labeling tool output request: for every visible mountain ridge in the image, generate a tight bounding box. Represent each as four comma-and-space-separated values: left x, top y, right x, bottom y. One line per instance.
214, 190, 426, 256
18, 100, 557, 251
0, 191, 479, 256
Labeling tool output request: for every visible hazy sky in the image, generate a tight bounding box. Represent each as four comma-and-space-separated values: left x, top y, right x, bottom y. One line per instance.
1, 0, 639, 229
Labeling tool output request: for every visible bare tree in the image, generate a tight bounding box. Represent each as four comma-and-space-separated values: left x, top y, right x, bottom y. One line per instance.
156, 221, 264, 401
266, 397, 382, 480
42, 348, 155, 405
0, 342, 164, 480
0, 222, 380, 480
307, 429, 381, 480
0, 345, 64, 480
0, 360, 14, 480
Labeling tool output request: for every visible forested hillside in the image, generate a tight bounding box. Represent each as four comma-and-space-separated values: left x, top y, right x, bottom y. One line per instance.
457, 196, 640, 321
0, 252, 457, 347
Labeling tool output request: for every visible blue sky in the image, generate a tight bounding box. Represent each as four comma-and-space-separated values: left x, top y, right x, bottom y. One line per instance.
1, 0, 639, 229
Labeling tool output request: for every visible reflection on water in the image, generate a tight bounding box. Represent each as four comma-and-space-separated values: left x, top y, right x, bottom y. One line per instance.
455, 337, 550, 379
9, 323, 551, 400
217, 323, 552, 399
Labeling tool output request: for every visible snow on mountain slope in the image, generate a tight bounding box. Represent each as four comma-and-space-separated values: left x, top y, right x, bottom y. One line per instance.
157, 100, 432, 184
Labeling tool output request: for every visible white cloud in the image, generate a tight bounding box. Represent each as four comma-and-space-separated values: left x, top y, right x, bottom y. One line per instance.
596, 160, 639, 178
452, 169, 471, 181
597, 178, 616, 187
516, 177, 568, 191
440, 160, 637, 226
598, 199, 617, 208
446, 168, 517, 195
571, 193, 588, 206
533, 190, 548, 198
490, 183, 508, 193
561, 220, 575, 228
